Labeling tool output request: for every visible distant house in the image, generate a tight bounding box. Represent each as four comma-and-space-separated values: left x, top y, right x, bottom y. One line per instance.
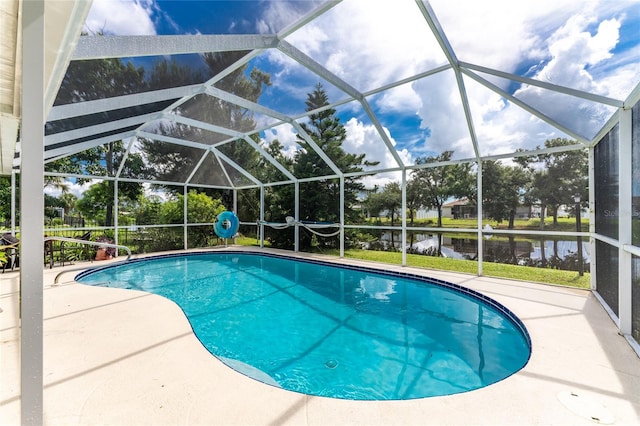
365, 192, 541, 221
446, 198, 475, 219
411, 199, 471, 220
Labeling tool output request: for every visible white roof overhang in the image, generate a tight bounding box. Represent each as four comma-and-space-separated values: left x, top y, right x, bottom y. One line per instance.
0, 0, 92, 175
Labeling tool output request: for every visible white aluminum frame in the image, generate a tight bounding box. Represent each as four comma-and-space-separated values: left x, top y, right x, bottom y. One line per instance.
12, 1, 640, 422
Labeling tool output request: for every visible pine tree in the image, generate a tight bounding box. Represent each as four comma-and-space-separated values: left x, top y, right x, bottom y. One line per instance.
268, 83, 376, 250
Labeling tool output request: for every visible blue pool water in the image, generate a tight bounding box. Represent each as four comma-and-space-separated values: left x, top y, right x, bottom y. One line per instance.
76, 252, 531, 400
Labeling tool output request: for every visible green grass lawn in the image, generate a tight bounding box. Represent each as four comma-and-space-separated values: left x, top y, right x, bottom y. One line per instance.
338, 249, 590, 289
235, 236, 269, 247
328, 250, 589, 291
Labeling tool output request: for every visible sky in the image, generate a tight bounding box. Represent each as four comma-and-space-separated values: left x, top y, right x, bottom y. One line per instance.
77, 0, 640, 190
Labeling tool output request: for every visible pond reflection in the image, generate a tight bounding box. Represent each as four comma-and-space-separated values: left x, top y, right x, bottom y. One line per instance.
374, 232, 590, 271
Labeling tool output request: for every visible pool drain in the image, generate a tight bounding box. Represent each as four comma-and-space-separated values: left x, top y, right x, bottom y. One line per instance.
325, 359, 338, 369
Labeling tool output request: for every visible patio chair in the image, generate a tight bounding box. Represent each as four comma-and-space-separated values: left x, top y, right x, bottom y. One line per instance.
1, 233, 19, 273
75, 231, 93, 261
44, 237, 54, 268
59, 231, 93, 265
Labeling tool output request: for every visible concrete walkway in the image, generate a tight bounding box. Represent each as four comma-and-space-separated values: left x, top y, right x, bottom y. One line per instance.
1, 248, 639, 425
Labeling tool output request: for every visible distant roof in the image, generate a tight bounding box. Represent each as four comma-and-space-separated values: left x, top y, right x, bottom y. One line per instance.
443, 199, 471, 208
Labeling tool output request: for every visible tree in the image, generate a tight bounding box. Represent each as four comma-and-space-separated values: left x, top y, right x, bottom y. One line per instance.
133, 194, 163, 226
0, 176, 16, 224
141, 55, 271, 207
406, 177, 426, 249
366, 182, 402, 249
481, 160, 530, 228
158, 190, 226, 248
48, 141, 149, 226
411, 151, 473, 256
477, 160, 531, 263
261, 140, 295, 223
263, 84, 377, 249
286, 83, 375, 250
413, 151, 474, 227
515, 138, 588, 227
48, 55, 150, 225
147, 58, 204, 90
159, 190, 225, 224
44, 194, 65, 224
59, 192, 78, 216
54, 58, 148, 105
76, 184, 111, 225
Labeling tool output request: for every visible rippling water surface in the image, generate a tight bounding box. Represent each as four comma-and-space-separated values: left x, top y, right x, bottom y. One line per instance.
77, 252, 531, 400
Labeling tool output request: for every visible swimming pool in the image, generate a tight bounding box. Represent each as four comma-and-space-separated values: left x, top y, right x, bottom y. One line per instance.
76, 251, 531, 400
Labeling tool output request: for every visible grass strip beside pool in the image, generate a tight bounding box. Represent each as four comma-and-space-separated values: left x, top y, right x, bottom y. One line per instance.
339, 249, 590, 289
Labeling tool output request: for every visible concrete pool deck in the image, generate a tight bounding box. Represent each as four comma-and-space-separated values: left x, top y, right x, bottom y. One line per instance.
1, 247, 639, 425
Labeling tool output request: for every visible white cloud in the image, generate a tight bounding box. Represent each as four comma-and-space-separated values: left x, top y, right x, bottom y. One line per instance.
84, 0, 157, 35
406, 1, 634, 157
259, 1, 324, 34
360, 174, 397, 191
287, 0, 446, 92
260, 117, 411, 188
597, 61, 640, 100
80, 0, 639, 170
343, 118, 412, 187
428, 0, 581, 71
261, 50, 340, 111
343, 118, 411, 169
542, 15, 619, 88
410, 70, 474, 157
285, 0, 637, 164
261, 124, 299, 159
374, 84, 422, 114
509, 13, 625, 141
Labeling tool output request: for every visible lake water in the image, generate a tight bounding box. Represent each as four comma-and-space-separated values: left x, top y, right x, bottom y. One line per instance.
377, 233, 590, 267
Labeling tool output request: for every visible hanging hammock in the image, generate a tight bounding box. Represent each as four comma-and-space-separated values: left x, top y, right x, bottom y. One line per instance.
259, 217, 341, 237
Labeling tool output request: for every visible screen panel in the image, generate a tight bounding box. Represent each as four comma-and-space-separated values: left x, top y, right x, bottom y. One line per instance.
595, 240, 619, 316
594, 124, 619, 239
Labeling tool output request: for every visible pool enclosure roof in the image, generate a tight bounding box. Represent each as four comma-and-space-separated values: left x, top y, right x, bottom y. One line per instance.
2, 0, 640, 186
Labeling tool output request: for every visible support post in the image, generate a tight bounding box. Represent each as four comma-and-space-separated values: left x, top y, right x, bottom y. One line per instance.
618, 107, 632, 335
477, 159, 483, 276
233, 189, 237, 212
340, 177, 345, 258
11, 169, 16, 234
114, 180, 119, 254
589, 146, 596, 290
401, 169, 407, 266
183, 185, 188, 249
20, 1, 45, 424
294, 181, 299, 252
574, 195, 583, 276
233, 189, 237, 243
260, 186, 265, 248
